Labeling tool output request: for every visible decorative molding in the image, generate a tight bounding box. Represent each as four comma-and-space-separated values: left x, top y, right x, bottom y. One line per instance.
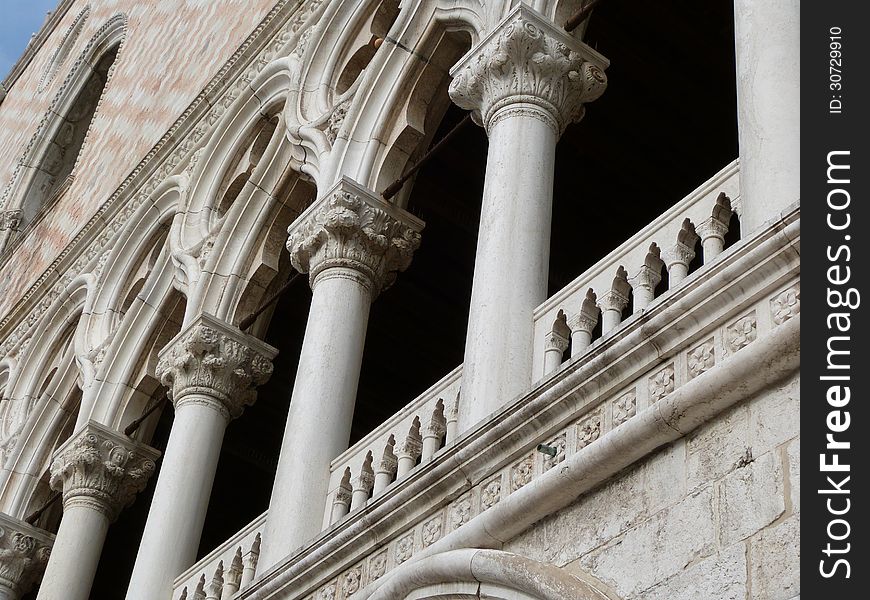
687, 339, 715, 379
286, 177, 424, 296
156, 313, 277, 420
770, 285, 800, 326
648, 364, 675, 403
726, 312, 757, 354
449, 5, 608, 135
0, 512, 54, 597
49, 421, 160, 520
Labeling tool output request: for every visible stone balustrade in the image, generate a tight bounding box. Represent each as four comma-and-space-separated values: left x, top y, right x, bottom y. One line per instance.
324, 367, 462, 529
172, 512, 265, 600
179, 162, 801, 600
533, 160, 741, 379
171, 369, 461, 600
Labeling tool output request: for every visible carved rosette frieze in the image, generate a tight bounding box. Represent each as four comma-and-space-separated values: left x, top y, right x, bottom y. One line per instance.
448, 5, 608, 135
157, 313, 277, 420
0, 513, 54, 597
48, 421, 160, 521
286, 177, 424, 297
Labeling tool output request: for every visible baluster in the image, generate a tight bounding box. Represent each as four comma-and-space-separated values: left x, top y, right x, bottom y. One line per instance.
373, 437, 398, 495
396, 419, 422, 477
568, 290, 599, 356
664, 220, 699, 286
543, 310, 570, 375
193, 575, 206, 600
239, 534, 260, 588
445, 393, 459, 444
422, 400, 446, 461
697, 192, 733, 263
330, 468, 352, 523
204, 562, 223, 600
350, 454, 375, 511
221, 549, 243, 600
629, 245, 663, 311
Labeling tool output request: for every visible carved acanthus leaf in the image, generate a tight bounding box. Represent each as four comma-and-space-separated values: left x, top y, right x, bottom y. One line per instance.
157, 313, 277, 419
449, 6, 608, 134
48, 421, 160, 521
0, 513, 54, 596
286, 177, 423, 296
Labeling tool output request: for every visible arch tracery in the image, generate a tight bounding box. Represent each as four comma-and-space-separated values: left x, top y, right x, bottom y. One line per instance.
0, 14, 128, 252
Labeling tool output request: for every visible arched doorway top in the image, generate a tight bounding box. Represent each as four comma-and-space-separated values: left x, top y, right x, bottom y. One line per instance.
362, 549, 616, 600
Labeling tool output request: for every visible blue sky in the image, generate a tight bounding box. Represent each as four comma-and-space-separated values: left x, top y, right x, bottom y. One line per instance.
1, 0, 60, 80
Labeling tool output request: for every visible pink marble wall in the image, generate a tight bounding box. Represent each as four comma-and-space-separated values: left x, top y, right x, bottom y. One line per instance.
0, 0, 281, 318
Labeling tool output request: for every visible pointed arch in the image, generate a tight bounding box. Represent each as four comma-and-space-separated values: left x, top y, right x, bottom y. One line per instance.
0, 14, 128, 250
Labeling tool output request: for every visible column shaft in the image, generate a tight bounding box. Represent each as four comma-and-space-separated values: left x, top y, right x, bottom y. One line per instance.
124, 313, 275, 600
734, 0, 799, 232
125, 399, 228, 600
448, 5, 608, 433
460, 111, 556, 429
259, 270, 370, 569
36, 505, 108, 600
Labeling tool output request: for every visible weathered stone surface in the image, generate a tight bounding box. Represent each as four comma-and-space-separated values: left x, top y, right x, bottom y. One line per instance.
787, 438, 800, 514
640, 441, 687, 515
750, 372, 799, 456
506, 461, 649, 565
718, 450, 785, 546
507, 442, 685, 566
636, 542, 747, 600
577, 487, 716, 598
686, 404, 751, 491
750, 516, 800, 600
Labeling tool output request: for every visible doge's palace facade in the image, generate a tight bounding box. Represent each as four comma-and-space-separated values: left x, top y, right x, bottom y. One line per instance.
0, 1, 798, 599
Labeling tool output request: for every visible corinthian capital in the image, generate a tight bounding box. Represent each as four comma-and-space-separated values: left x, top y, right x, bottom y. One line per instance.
157, 313, 277, 420
0, 210, 23, 232
286, 177, 424, 296
0, 513, 54, 597
449, 5, 608, 135
49, 421, 160, 521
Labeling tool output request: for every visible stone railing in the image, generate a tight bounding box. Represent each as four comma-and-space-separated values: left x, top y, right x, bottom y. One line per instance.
172, 512, 265, 600
238, 199, 798, 600
322, 367, 462, 529
171, 368, 461, 600
532, 160, 740, 378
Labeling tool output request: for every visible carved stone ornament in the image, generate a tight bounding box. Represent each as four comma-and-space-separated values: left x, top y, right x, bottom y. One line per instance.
0, 210, 23, 232
0, 512, 54, 597
157, 313, 277, 420
448, 5, 609, 135
48, 421, 160, 521
287, 177, 424, 296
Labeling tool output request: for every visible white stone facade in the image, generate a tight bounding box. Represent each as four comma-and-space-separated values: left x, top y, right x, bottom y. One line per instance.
0, 1, 799, 599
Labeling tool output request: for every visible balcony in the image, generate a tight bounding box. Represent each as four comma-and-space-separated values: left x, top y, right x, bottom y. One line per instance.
173, 160, 800, 600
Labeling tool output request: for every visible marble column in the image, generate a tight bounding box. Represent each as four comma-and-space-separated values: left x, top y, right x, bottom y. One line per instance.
449, 5, 608, 432
733, 0, 799, 232
258, 176, 423, 572
0, 514, 54, 600
125, 314, 276, 600
36, 422, 158, 600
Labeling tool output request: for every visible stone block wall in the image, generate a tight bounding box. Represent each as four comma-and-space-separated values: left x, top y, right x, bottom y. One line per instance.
506, 371, 800, 600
